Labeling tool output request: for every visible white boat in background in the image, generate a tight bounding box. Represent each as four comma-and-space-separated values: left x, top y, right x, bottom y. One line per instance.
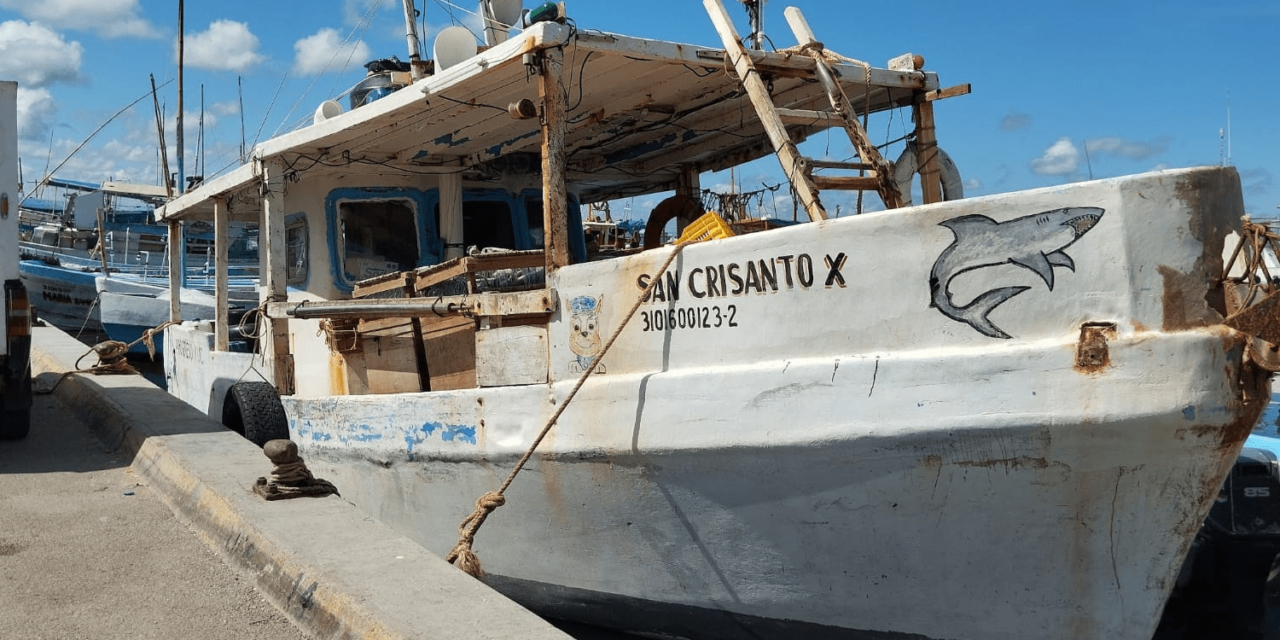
18, 178, 258, 343
151, 1, 1275, 638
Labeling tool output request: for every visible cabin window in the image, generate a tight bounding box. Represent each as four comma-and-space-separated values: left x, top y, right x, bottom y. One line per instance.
434, 199, 517, 252
339, 199, 419, 282
285, 213, 308, 284
524, 198, 545, 249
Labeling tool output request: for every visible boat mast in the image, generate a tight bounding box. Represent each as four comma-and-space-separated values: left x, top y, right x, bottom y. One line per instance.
401, 0, 424, 80
176, 0, 185, 194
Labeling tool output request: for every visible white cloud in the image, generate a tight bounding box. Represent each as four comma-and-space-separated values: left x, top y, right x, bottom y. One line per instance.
293, 29, 372, 76
0, 0, 160, 38
184, 20, 264, 73
210, 101, 241, 118
15, 87, 56, 141
1030, 137, 1079, 176
0, 21, 84, 88
1084, 136, 1168, 161
964, 177, 983, 191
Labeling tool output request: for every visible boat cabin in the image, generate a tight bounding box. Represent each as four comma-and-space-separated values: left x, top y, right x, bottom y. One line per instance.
153, 1, 966, 409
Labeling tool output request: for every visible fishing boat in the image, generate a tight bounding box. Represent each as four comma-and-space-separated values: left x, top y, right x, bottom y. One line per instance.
18, 178, 258, 348
152, 2, 1275, 638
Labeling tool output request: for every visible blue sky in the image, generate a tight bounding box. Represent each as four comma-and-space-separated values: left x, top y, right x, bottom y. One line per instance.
2, 0, 1276, 218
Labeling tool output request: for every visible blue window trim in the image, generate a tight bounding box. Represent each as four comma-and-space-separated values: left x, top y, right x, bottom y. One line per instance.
325, 187, 439, 293
515, 188, 587, 263
324, 186, 586, 293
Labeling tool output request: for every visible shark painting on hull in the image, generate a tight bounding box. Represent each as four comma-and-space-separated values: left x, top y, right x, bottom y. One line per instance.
930, 206, 1104, 338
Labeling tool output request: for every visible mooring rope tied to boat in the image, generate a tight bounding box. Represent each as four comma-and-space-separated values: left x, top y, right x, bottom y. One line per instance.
37, 320, 176, 395
446, 240, 695, 578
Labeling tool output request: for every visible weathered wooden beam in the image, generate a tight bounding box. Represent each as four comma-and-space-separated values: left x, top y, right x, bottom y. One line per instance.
704, 0, 827, 221
539, 46, 571, 272
213, 196, 229, 352
913, 98, 943, 205
167, 220, 182, 323
259, 158, 294, 394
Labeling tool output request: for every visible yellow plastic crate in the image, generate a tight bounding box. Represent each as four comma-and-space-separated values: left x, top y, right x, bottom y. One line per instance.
676, 211, 735, 244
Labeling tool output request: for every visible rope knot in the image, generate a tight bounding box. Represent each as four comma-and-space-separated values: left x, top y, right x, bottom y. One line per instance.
446, 491, 507, 578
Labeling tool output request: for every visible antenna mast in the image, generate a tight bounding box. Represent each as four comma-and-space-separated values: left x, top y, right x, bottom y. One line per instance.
742, 0, 765, 50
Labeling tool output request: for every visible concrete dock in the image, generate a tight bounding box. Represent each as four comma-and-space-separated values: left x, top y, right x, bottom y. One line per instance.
28, 324, 574, 640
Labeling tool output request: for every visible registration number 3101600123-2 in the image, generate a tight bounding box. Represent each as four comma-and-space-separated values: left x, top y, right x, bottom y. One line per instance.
640, 305, 738, 332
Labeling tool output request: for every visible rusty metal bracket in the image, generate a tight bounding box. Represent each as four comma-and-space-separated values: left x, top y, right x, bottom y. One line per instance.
1222, 220, 1280, 369
1076, 322, 1116, 373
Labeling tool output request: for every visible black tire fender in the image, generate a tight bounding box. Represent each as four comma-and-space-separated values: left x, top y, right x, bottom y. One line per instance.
221, 381, 290, 447
643, 195, 702, 250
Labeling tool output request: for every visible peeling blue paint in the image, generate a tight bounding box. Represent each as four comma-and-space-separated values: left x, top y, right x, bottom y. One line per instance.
421, 421, 478, 445
604, 132, 677, 164
485, 130, 539, 159
433, 132, 470, 147
1182, 405, 1196, 420
348, 424, 383, 442
295, 419, 332, 442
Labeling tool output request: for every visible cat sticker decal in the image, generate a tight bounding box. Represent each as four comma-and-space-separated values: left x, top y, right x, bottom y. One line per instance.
568, 295, 606, 373
930, 206, 1104, 339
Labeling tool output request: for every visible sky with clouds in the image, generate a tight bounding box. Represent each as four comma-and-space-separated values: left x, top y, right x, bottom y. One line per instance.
1, 0, 1276, 218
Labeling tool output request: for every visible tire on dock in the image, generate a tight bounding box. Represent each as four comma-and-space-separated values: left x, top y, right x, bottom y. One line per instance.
221, 381, 289, 447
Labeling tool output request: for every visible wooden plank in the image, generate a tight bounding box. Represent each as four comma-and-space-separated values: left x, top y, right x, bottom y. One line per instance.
703, 0, 827, 221
353, 273, 411, 299
476, 326, 548, 387
776, 107, 836, 125
470, 289, 557, 317
809, 159, 874, 171
213, 197, 228, 351
925, 83, 972, 102
360, 335, 424, 394
423, 318, 476, 391
811, 175, 881, 191
539, 46, 571, 272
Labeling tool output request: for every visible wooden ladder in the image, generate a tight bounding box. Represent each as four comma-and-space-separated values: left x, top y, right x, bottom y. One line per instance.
704, 0, 903, 221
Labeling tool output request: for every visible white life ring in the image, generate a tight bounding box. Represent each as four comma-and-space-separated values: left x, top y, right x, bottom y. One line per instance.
892, 141, 963, 207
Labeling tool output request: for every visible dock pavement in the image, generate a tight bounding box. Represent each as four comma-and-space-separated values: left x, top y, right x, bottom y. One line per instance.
27, 324, 574, 640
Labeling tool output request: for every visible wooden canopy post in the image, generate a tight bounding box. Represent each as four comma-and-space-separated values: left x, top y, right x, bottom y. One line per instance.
167, 219, 182, 323
913, 97, 943, 205
213, 196, 229, 352
538, 46, 570, 273
260, 158, 294, 394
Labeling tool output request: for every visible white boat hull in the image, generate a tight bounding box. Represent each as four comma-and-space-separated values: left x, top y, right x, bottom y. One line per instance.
166, 167, 1266, 639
